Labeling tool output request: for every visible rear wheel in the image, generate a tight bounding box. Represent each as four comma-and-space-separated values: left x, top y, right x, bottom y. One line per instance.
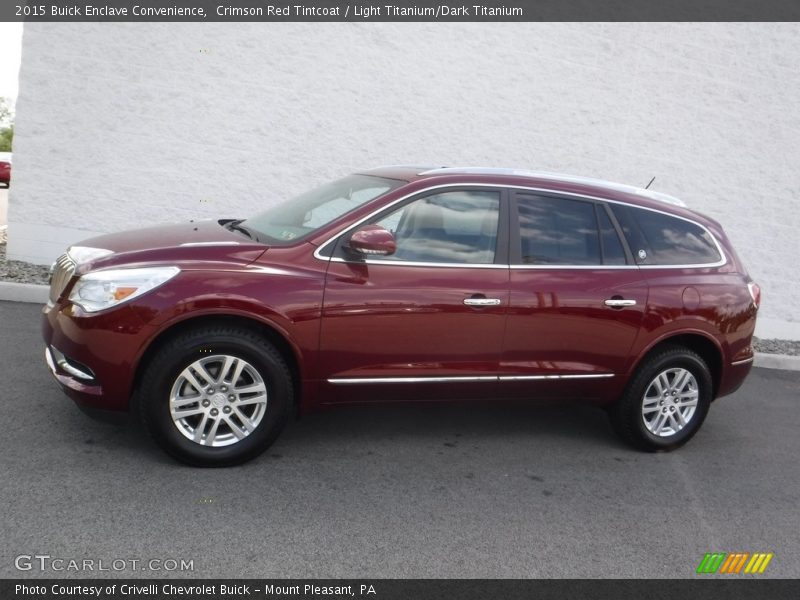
139, 325, 292, 466
610, 346, 712, 451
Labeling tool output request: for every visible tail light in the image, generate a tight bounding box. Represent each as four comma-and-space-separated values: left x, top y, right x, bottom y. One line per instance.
747, 282, 761, 309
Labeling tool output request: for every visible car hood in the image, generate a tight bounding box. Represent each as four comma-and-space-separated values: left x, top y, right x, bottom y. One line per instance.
67, 219, 268, 273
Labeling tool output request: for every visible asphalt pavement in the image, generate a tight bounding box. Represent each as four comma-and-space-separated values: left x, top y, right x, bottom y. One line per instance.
1, 299, 798, 579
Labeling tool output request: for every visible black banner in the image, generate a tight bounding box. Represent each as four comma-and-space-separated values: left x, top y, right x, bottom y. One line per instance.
2, 0, 800, 22
2, 580, 800, 600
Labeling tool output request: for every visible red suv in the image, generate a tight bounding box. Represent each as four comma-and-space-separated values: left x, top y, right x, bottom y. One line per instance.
0, 153, 11, 187
43, 167, 760, 466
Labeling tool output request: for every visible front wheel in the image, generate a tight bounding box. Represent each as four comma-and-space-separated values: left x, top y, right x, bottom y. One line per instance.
609, 346, 712, 451
139, 325, 292, 466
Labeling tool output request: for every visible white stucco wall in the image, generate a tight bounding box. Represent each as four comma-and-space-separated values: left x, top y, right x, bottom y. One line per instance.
8, 23, 800, 338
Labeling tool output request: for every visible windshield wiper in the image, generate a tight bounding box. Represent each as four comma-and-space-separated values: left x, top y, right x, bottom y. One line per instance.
224, 219, 257, 241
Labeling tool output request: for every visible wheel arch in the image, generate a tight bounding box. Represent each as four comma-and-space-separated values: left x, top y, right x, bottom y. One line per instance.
631, 332, 723, 399
131, 313, 303, 414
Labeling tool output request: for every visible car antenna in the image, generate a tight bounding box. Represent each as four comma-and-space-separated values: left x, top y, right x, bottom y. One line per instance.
645, 176, 656, 189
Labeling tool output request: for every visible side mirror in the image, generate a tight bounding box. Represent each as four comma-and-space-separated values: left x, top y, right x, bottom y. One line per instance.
347, 224, 397, 256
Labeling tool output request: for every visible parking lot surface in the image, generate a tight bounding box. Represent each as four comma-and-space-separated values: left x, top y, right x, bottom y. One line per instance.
1, 299, 798, 578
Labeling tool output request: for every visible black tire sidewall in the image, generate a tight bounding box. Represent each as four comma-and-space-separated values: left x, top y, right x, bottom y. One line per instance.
141, 332, 291, 466
625, 350, 712, 450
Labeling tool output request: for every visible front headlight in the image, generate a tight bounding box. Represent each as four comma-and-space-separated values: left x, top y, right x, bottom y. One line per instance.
69, 266, 180, 313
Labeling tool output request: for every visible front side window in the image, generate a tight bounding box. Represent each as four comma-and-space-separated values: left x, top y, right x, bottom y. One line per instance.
612, 205, 722, 265
374, 190, 501, 264
242, 174, 403, 244
515, 195, 603, 265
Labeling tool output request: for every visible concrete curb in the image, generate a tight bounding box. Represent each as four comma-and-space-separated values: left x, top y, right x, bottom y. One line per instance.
0, 280, 799, 371
0, 281, 48, 304
753, 353, 800, 371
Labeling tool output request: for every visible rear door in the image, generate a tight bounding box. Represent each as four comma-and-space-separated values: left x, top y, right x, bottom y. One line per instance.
318, 187, 510, 403
501, 191, 648, 399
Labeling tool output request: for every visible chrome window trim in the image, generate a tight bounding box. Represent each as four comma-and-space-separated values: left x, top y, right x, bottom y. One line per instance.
510, 264, 639, 271
312, 183, 728, 270
416, 168, 688, 208
328, 373, 614, 384
353, 260, 507, 270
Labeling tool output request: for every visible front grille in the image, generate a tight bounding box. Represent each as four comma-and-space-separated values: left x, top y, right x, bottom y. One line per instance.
49, 253, 76, 304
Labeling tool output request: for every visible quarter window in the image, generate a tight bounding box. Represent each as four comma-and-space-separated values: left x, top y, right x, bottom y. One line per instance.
374, 191, 500, 264
611, 205, 721, 265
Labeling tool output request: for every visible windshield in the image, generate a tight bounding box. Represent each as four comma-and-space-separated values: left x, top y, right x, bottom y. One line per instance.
242, 174, 404, 244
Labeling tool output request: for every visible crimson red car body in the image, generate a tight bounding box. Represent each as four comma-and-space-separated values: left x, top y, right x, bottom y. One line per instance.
0, 154, 10, 186
42, 167, 758, 463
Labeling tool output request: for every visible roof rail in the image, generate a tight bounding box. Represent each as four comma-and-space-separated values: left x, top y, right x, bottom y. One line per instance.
417, 167, 687, 207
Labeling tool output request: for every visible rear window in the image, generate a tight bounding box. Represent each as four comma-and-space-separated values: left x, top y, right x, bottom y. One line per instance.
516, 193, 628, 266
611, 205, 722, 266
516, 195, 602, 265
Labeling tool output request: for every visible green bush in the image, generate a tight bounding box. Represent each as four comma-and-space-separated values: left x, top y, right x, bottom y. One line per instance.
0, 97, 13, 152
0, 126, 12, 152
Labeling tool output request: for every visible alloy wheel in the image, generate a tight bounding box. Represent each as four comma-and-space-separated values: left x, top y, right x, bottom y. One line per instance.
641, 367, 699, 437
169, 355, 268, 447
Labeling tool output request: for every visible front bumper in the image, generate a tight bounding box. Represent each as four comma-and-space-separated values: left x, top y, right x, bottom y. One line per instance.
42, 302, 155, 412
45, 345, 102, 396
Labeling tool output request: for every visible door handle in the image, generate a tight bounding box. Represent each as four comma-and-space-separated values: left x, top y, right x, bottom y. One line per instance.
604, 298, 637, 307
464, 297, 502, 306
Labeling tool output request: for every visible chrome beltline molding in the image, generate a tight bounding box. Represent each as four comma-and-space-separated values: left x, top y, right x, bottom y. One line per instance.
328, 373, 615, 384
731, 357, 755, 366
312, 182, 728, 270
498, 373, 616, 381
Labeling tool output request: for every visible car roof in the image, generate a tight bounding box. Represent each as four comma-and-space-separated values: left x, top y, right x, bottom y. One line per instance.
360, 165, 691, 213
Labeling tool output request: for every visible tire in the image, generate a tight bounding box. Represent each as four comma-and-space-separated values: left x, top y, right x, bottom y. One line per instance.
609, 346, 712, 452
139, 325, 292, 467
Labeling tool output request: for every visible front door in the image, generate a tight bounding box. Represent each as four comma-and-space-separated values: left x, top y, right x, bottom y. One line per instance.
319, 187, 510, 403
